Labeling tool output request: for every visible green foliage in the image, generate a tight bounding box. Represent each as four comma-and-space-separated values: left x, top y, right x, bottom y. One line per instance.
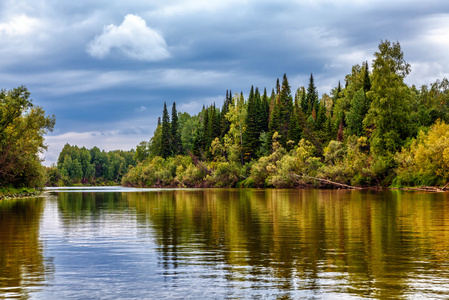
161, 102, 171, 159
171, 102, 182, 155
0, 86, 55, 188
50, 144, 136, 186
364, 40, 413, 154
306, 74, 318, 115
346, 88, 369, 137
122, 40, 449, 189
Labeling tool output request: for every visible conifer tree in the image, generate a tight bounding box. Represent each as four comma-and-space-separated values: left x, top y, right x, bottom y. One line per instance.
269, 74, 293, 147
260, 88, 270, 133
297, 86, 308, 116
161, 102, 171, 159
288, 106, 301, 144
306, 73, 318, 115
220, 90, 232, 138
211, 104, 221, 140
203, 107, 211, 152
171, 102, 182, 155
243, 86, 259, 161
268, 88, 276, 124
346, 88, 368, 136
363, 61, 371, 92
315, 101, 327, 132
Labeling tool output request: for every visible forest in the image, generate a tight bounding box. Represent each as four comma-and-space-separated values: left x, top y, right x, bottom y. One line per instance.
12, 40, 448, 189
121, 40, 449, 189
45, 145, 136, 186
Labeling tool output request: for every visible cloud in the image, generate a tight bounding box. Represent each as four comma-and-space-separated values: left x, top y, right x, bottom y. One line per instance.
86, 14, 170, 61
135, 106, 147, 112
0, 14, 41, 36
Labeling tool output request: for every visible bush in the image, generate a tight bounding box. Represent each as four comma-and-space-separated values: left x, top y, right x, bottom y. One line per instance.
395, 120, 449, 186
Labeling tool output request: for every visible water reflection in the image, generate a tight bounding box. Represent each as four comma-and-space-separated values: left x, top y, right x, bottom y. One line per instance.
0, 197, 50, 299
126, 189, 449, 299
6, 189, 448, 299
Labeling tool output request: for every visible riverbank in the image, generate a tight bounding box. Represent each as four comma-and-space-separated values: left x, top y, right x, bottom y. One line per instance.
0, 187, 42, 200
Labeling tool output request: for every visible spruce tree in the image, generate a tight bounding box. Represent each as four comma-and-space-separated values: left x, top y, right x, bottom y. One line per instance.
220, 90, 232, 138
363, 61, 371, 92
306, 73, 318, 115
260, 88, 270, 133
346, 88, 368, 137
161, 102, 171, 159
171, 102, 182, 155
278, 73, 293, 147
243, 86, 259, 161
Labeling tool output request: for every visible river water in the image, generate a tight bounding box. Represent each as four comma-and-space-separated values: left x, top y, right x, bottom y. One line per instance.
1, 188, 449, 299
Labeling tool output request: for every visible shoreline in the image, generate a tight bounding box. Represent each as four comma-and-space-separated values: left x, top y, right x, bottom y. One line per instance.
0, 188, 43, 201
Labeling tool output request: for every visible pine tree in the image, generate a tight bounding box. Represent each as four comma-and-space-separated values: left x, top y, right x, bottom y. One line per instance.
161, 102, 171, 159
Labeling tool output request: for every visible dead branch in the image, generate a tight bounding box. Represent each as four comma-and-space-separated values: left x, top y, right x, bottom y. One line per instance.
290, 173, 362, 189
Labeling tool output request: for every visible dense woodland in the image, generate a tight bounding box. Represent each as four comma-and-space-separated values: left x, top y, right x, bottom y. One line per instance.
4, 40, 448, 190
46, 145, 136, 186
123, 40, 449, 189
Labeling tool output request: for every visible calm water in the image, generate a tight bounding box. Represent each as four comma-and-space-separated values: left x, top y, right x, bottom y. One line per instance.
1, 188, 449, 299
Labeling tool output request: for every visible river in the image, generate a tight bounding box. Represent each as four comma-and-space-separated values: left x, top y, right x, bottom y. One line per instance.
1, 188, 449, 299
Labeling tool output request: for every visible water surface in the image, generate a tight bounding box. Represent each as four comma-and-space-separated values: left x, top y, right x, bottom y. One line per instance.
1, 188, 449, 299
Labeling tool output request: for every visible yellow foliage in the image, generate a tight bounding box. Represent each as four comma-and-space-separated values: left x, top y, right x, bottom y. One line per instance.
396, 120, 449, 185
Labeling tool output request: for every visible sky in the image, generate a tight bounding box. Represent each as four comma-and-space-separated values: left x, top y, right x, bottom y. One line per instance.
1, 0, 448, 165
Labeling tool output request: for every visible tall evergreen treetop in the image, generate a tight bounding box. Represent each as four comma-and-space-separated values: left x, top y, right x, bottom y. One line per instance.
306, 73, 318, 115
171, 102, 182, 155
160, 102, 171, 159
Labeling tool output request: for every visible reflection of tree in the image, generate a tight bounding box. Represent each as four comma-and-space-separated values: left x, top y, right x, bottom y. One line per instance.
125, 189, 449, 298
0, 198, 50, 299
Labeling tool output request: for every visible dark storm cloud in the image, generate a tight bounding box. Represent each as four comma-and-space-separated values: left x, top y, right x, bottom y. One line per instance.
1, 0, 448, 164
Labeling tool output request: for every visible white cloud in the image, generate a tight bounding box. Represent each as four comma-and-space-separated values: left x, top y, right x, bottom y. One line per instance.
0, 14, 41, 36
135, 105, 147, 112
86, 14, 170, 61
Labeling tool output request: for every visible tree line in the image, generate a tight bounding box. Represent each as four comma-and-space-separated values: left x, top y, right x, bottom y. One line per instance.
46, 144, 137, 186
123, 40, 449, 188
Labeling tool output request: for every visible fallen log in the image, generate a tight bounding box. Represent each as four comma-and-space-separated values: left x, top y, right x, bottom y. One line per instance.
398, 186, 444, 192
290, 173, 362, 189
442, 181, 449, 191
